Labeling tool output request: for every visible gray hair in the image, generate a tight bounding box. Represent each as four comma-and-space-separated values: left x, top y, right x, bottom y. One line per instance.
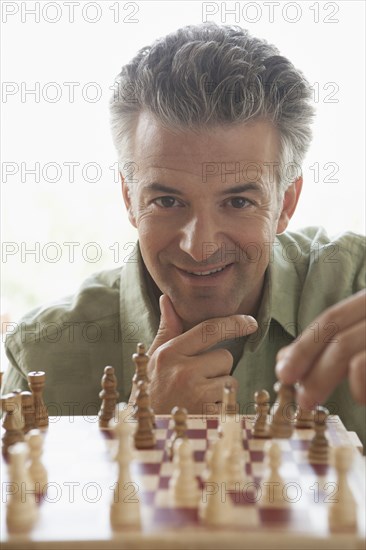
109, 23, 315, 194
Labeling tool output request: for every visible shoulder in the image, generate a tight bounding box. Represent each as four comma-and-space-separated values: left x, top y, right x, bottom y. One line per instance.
276, 226, 365, 283
272, 226, 365, 328
3, 266, 124, 409
276, 226, 365, 259
8, 266, 122, 337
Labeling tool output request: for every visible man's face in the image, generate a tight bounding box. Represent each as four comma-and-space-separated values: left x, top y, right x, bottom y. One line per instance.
124, 112, 287, 329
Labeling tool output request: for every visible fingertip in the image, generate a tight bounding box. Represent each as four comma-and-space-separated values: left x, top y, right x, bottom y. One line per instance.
275, 359, 296, 384
241, 315, 258, 334
244, 315, 257, 325
296, 385, 319, 410
275, 358, 287, 378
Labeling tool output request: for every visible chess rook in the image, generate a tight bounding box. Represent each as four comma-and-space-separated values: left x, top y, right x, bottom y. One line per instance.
98, 366, 119, 429
28, 372, 48, 429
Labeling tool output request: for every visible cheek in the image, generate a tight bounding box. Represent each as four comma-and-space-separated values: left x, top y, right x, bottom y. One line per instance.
232, 217, 276, 263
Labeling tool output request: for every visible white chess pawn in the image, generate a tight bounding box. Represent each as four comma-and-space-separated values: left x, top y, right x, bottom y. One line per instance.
27, 429, 48, 493
226, 436, 248, 489
199, 438, 235, 525
6, 442, 39, 533
169, 438, 199, 506
110, 407, 140, 529
328, 446, 357, 532
260, 441, 287, 507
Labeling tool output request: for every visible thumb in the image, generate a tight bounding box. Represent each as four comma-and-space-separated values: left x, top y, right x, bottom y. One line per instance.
148, 294, 183, 355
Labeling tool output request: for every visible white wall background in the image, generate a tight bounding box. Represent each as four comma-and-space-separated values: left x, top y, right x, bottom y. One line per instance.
1, 0, 365, 331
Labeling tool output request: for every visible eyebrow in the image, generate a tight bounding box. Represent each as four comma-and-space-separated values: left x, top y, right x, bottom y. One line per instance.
144, 182, 261, 196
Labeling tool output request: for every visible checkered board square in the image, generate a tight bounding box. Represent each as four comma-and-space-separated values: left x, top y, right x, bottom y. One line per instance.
1, 415, 365, 550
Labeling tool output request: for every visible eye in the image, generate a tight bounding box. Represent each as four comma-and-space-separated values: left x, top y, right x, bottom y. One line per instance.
226, 197, 250, 209
154, 196, 182, 208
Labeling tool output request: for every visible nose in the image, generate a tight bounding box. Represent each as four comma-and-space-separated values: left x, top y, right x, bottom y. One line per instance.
179, 209, 221, 263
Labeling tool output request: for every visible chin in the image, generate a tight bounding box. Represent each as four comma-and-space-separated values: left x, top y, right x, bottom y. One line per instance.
174, 301, 236, 328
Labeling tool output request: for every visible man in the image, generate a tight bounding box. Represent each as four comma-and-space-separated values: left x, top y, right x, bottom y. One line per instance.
3, 24, 365, 444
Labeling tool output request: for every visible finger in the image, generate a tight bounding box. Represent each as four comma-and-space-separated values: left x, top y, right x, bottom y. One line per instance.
197, 348, 234, 378
349, 349, 366, 405
296, 320, 366, 408
148, 294, 184, 355
276, 290, 366, 384
166, 314, 257, 357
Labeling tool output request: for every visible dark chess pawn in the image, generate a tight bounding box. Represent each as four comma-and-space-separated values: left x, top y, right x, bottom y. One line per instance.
134, 381, 155, 449
98, 366, 119, 429
308, 406, 329, 464
294, 405, 314, 429
2, 392, 25, 460
269, 382, 296, 438
253, 389, 270, 438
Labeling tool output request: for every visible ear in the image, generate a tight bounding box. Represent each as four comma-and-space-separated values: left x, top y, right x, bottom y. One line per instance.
120, 172, 137, 228
276, 176, 303, 234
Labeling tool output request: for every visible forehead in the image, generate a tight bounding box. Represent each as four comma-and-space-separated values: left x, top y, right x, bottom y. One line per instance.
132, 111, 280, 180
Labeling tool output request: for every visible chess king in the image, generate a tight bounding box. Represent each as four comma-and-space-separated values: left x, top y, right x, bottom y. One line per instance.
3, 24, 365, 446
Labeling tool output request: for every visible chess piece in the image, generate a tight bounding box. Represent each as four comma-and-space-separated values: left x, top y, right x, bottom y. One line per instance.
308, 406, 329, 464
134, 381, 155, 449
328, 446, 357, 532
260, 441, 287, 507
6, 442, 39, 533
168, 406, 188, 459
27, 429, 48, 494
132, 343, 150, 387
294, 405, 314, 429
28, 371, 48, 428
98, 366, 119, 429
199, 438, 235, 525
169, 438, 199, 506
21, 391, 36, 433
110, 407, 140, 529
223, 381, 239, 416
269, 382, 296, 438
218, 382, 240, 439
226, 436, 247, 489
2, 392, 25, 459
253, 389, 270, 438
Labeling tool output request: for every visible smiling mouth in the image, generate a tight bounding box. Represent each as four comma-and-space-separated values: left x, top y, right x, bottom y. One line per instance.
178, 263, 233, 277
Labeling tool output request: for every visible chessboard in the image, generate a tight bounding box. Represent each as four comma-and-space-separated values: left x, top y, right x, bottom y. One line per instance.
1, 413, 365, 550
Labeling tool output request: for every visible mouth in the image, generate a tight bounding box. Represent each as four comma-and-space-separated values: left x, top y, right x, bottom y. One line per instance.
175, 263, 234, 283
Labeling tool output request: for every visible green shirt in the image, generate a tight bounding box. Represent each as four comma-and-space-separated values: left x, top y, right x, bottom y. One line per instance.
3, 227, 366, 444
